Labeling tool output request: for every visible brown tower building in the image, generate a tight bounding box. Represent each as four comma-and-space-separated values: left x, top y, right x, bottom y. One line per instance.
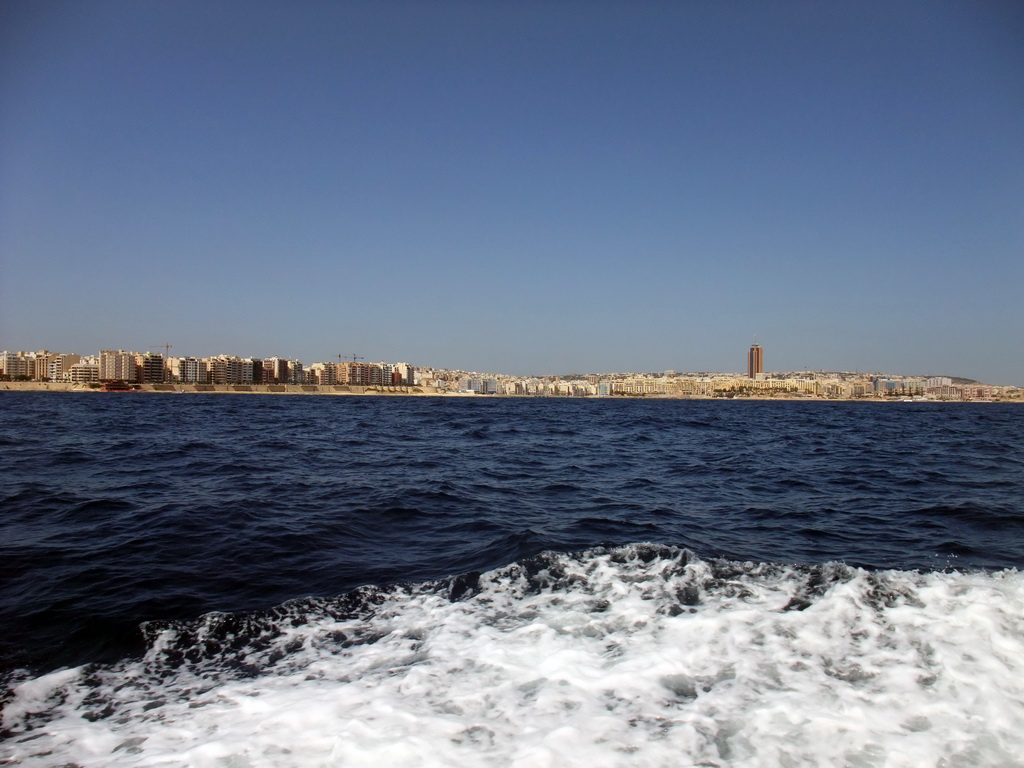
747, 344, 763, 378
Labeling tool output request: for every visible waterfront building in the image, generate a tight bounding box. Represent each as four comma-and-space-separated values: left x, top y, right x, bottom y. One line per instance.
905, 379, 926, 395
394, 363, 416, 386
29, 351, 50, 380
341, 361, 374, 385
206, 357, 227, 384
25, 354, 39, 379
48, 354, 81, 382
747, 344, 763, 379
308, 362, 337, 385
67, 362, 99, 383
140, 352, 165, 383
962, 385, 995, 400
1, 351, 30, 379
177, 357, 208, 383
928, 385, 963, 400
242, 358, 262, 384
99, 350, 138, 382
264, 358, 289, 385
458, 377, 498, 394
222, 356, 247, 384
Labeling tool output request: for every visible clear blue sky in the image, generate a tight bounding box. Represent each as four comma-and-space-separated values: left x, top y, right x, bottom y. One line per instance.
2, 1, 1022, 382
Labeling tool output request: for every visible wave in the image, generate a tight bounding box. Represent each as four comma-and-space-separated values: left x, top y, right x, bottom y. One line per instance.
3, 545, 1023, 766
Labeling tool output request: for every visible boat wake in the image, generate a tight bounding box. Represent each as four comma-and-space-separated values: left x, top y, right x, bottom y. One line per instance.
3, 545, 1023, 767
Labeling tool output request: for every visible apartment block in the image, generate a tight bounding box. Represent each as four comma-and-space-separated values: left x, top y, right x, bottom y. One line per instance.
99, 350, 139, 382
67, 362, 100, 383
308, 362, 337, 385
1, 351, 30, 378
177, 357, 208, 383
140, 352, 165, 383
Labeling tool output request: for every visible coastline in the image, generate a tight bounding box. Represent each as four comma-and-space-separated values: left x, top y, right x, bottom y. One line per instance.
0, 381, 451, 396
0, 381, 1017, 402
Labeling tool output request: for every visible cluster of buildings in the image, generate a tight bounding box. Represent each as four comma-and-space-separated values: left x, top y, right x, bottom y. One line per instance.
1, 345, 1018, 401
432, 343, 1015, 400
0, 349, 415, 387
444, 370, 1011, 400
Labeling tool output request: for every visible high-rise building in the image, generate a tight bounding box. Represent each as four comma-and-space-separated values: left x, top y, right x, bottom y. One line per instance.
1, 351, 30, 379
207, 357, 228, 384
178, 357, 207, 383
48, 354, 81, 382
308, 362, 337, 385
99, 350, 138, 382
140, 352, 165, 383
341, 361, 373, 385
747, 344, 763, 379
394, 363, 416, 386
264, 357, 289, 384
242, 358, 262, 384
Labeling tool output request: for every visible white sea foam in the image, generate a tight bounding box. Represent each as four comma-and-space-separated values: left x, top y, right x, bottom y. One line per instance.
3, 547, 1024, 767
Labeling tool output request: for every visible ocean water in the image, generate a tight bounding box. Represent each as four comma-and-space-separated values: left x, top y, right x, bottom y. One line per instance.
1, 393, 1022, 766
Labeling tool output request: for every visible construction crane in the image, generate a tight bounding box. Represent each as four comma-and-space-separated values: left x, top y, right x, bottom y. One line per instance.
345, 353, 364, 363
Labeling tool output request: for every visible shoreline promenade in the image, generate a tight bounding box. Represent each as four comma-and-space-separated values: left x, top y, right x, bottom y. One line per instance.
0, 381, 447, 396
1, 381, 1018, 402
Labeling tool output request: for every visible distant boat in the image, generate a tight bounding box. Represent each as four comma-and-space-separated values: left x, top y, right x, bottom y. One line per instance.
101, 381, 136, 392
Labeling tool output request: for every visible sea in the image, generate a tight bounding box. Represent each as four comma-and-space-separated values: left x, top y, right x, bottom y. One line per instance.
1, 392, 1023, 767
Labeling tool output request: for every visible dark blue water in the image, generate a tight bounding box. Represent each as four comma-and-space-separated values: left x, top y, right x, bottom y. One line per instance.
2, 393, 1023, 677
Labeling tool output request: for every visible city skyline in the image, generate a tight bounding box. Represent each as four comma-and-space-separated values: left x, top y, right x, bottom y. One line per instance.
0, 341, 1014, 388
2, 2, 1022, 385
3, 343, 1014, 401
